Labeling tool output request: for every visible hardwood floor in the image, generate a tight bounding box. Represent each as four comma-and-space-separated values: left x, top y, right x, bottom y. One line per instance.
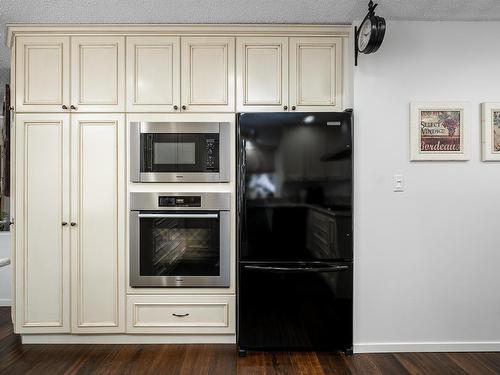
1, 307, 500, 374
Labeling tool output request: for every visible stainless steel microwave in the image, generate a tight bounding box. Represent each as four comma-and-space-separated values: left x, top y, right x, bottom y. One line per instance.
129, 192, 230, 288
130, 122, 230, 183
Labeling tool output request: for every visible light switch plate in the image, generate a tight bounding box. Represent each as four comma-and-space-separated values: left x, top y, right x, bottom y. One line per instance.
394, 174, 404, 192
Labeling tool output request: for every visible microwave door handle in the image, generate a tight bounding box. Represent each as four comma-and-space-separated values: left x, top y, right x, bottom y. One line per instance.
243, 265, 349, 273
137, 213, 219, 219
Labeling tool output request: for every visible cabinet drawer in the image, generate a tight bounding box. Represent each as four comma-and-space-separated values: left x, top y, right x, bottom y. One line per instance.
127, 295, 235, 334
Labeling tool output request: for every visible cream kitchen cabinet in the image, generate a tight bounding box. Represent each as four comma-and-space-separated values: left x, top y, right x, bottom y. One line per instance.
70, 114, 125, 333
127, 36, 233, 113
14, 113, 125, 334
289, 37, 343, 112
181, 37, 235, 112
71, 37, 125, 112
126, 36, 180, 112
15, 37, 70, 113
14, 114, 71, 333
14, 36, 125, 113
236, 37, 288, 112
127, 295, 235, 334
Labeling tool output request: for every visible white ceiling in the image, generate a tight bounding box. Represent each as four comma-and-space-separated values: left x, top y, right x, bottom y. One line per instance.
1, 0, 500, 94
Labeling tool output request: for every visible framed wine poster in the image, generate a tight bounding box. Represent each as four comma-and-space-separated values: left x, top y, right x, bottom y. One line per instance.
481, 103, 500, 161
410, 102, 470, 161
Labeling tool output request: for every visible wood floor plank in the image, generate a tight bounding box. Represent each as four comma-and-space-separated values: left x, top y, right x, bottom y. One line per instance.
316, 351, 353, 375
467, 353, 500, 374
395, 352, 469, 375
1, 307, 500, 375
348, 353, 411, 375
447, 352, 499, 375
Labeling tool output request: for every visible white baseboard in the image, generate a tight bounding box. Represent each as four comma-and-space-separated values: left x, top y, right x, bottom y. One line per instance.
0, 299, 11, 306
22, 334, 236, 345
354, 342, 500, 353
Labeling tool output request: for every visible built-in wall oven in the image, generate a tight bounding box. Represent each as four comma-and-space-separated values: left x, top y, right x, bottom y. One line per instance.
130, 192, 230, 288
130, 122, 230, 182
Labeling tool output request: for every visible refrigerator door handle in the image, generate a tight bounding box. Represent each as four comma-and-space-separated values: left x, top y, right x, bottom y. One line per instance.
243, 265, 350, 273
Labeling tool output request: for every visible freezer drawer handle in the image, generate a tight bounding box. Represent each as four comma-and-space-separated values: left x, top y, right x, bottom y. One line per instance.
243, 265, 349, 272
138, 213, 219, 219
172, 313, 190, 318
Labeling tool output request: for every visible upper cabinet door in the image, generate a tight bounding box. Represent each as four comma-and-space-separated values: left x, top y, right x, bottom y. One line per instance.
236, 37, 288, 112
289, 37, 343, 112
71, 36, 125, 112
126, 36, 180, 112
15, 37, 70, 112
181, 37, 235, 112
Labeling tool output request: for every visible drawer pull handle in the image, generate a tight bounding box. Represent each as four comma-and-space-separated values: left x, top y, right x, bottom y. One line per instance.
172, 313, 190, 318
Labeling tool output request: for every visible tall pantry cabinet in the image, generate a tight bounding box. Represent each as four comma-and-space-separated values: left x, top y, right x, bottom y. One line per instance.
13, 35, 126, 333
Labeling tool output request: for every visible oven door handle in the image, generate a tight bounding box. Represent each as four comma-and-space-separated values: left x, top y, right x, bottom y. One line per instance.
137, 213, 219, 219
243, 265, 350, 273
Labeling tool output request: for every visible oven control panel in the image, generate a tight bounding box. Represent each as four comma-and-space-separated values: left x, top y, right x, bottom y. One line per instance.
158, 196, 201, 207
205, 139, 217, 170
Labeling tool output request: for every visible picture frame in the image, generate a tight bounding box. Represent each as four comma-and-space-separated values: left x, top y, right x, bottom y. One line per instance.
410, 102, 470, 161
481, 103, 500, 161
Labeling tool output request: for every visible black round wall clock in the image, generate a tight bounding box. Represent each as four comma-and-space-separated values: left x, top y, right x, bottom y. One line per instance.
355, 1, 386, 65
357, 15, 386, 54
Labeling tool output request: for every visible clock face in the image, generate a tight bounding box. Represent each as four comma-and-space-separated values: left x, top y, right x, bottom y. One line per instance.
358, 19, 372, 52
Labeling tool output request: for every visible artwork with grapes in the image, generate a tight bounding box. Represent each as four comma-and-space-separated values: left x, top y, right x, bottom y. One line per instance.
420, 110, 461, 153
493, 111, 500, 152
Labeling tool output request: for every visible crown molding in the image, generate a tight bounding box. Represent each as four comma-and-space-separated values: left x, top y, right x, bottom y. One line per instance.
5, 23, 351, 47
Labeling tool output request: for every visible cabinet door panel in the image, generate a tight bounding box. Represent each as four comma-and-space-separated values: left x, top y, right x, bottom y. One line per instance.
126, 36, 180, 112
181, 37, 235, 112
290, 37, 343, 112
15, 37, 70, 112
15, 114, 70, 333
236, 37, 288, 112
71, 37, 125, 112
71, 114, 125, 333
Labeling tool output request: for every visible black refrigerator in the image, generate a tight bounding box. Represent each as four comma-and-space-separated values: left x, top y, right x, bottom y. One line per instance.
237, 111, 353, 354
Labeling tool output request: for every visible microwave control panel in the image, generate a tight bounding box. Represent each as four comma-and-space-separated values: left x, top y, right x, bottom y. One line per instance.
205, 139, 217, 170
158, 196, 201, 207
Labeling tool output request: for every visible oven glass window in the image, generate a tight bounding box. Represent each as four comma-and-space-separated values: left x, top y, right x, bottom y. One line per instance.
139, 214, 220, 277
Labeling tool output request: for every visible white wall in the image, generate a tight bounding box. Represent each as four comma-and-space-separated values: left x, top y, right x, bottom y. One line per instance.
0, 232, 11, 305
353, 20, 500, 352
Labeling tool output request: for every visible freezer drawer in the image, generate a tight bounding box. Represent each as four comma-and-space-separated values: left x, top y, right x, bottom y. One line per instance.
238, 262, 352, 350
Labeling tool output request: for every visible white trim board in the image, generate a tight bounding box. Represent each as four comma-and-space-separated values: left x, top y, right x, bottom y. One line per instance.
0, 299, 12, 306
5, 24, 350, 48
354, 342, 500, 353
22, 334, 236, 344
